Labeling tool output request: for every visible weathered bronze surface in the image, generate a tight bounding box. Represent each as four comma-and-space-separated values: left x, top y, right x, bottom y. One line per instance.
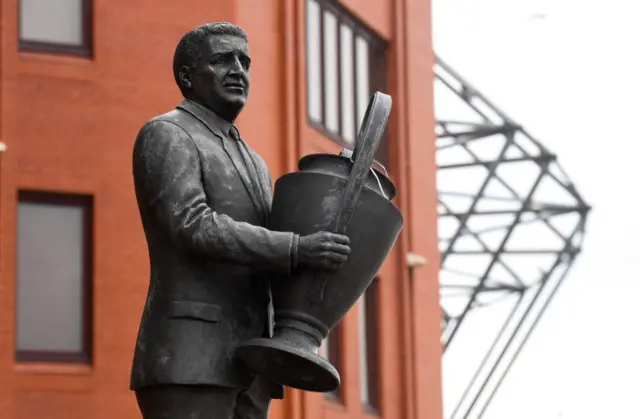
236, 93, 403, 392
130, 22, 351, 419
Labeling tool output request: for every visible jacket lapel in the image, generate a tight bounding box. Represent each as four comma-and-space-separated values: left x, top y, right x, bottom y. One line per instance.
176, 101, 265, 218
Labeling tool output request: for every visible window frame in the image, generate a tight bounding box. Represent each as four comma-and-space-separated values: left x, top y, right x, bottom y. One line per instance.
361, 277, 381, 412
305, 0, 389, 166
15, 190, 94, 364
322, 320, 345, 404
18, 0, 94, 57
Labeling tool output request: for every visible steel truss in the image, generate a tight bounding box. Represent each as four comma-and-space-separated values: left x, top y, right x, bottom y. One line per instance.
434, 55, 591, 419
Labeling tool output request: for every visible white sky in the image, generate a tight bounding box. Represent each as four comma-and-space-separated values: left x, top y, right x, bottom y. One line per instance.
432, 0, 640, 418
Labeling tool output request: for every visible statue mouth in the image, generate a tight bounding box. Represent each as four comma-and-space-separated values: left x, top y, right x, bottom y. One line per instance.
224, 83, 245, 93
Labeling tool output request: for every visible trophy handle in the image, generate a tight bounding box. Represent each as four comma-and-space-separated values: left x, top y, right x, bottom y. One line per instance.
334, 92, 392, 235
309, 92, 393, 306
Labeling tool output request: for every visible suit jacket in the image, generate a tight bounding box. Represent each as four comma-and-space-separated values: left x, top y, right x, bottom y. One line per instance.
130, 99, 295, 397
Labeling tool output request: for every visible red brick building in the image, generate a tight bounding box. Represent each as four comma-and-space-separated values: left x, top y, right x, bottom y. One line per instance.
0, 1, 442, 418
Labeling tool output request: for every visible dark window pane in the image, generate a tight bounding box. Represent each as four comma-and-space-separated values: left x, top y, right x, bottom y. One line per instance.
16, 192, 92, 363
20, 0, 83, 45
323, 10, 339, 134
340, 24, 356, 145
320, 321, 344, 403
19, 0, 92, 56
360, 278, 380, 410
306, 0, 388, 164
355, 35, 371, 129
306, 0, 323, 122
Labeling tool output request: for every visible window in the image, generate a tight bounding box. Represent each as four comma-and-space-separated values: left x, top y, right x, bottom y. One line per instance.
359, 277, 380, 411
306, 0, 389, 166
16, 191, 93, 363
19, 0, 93, 56
319, 321, 344, 402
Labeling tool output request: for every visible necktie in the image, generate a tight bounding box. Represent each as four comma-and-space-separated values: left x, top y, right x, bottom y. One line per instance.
229, 126, 266, 215
228, 125, 241, 142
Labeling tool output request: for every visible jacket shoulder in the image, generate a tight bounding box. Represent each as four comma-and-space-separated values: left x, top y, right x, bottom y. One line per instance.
148, 108, 187, 125
135, 109, 195, 142
139, 109, 188, 131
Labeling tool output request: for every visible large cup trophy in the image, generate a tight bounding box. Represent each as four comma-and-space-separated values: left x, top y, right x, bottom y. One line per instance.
236, 92, 403, 392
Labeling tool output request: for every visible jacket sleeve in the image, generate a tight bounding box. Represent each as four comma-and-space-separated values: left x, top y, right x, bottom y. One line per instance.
133, 119, 297, 274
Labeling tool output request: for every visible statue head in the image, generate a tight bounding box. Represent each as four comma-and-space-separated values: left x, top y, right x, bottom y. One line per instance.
173, 22, 250, 123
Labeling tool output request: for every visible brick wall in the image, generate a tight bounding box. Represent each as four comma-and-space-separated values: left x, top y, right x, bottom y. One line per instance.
0, 1, 441, 418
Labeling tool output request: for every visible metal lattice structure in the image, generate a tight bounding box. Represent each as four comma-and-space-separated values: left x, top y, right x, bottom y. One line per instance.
434, 55, 591, 419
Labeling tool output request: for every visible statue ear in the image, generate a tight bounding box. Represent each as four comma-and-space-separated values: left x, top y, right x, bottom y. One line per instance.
178, 66, 192, 90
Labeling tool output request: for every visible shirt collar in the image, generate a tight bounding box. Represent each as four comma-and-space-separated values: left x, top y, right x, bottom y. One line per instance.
185, 99, 233, 133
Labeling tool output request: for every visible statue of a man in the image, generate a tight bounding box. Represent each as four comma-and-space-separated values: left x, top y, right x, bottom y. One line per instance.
130, 22, 351, 419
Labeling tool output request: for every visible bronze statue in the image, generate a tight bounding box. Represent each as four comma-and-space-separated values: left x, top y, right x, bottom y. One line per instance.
130, 22, 351, 419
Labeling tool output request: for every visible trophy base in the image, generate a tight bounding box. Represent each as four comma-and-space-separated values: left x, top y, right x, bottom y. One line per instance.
236, 337, 340, 392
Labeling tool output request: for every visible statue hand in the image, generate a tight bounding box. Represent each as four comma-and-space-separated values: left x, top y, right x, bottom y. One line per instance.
297, 232, 351, 270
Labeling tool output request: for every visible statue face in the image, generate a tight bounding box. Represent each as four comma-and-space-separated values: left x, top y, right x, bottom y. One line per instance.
189, 34, 251, 121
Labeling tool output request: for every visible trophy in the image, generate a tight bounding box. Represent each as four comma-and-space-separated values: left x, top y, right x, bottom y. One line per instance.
236, 92, 403, 392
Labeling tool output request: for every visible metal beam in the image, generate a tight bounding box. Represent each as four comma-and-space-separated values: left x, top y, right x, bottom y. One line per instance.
434, 54, 591, 419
